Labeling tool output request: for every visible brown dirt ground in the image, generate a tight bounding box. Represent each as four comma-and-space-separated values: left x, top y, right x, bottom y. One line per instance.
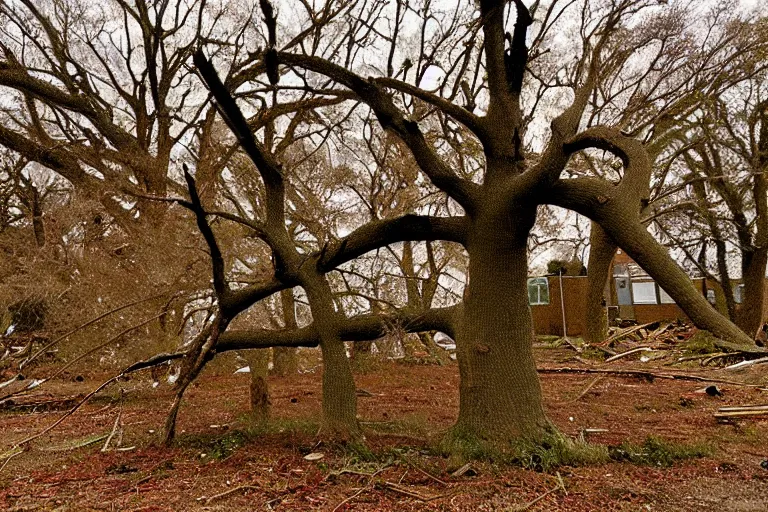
2, 347, 768, 511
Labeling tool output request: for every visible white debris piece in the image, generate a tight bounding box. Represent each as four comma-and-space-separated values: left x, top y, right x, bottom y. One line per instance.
26, 379, 46, 390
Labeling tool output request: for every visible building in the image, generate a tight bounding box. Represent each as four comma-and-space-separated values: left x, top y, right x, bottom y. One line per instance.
529, 249, 768, 336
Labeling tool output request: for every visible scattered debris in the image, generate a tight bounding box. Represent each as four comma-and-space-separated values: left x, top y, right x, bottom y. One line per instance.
512, 472, 567, 511
585, 321, 768, 368
724, 356, 768, 371
450, 462, 476, 477
715, 404, 768, 421
598, 322, 661, 347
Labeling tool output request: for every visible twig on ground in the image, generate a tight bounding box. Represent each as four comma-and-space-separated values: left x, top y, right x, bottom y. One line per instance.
571, 376, 603, 402
0, 447, 23, 472
201, 484, 261, 505
331, 463, 391, 511
332, 486, 368, 512
381, 481, 452, 502
512, 471, 566, 511
724, 356, 768, 371
402, 457, 448, 486
604, 347, 654, 363
102, 410, 123, 452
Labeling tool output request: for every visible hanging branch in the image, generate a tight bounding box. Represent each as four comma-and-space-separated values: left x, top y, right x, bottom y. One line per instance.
182, 163, 229, 300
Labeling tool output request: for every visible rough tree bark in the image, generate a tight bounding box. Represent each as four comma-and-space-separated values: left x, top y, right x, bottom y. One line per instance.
301, 276, 361, 440
245, 349, 270, 422
584, 225, 615, 344
450, 205, 549, 444
272, 289, 298, 377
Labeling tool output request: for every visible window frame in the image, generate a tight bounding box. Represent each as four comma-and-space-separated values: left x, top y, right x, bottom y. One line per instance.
527, 277, 550, 306
631, 281, 658, 305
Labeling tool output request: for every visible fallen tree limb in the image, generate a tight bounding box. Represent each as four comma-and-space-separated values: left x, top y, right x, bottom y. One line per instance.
596, 322, 659, 347
714, 409, 768, 420
22, 292, 169, 369
513, 472, 566, 511
604, 347, 653, 363
0, 350, 187, 464
537, 367, 766, 387
724, 356, 768, 371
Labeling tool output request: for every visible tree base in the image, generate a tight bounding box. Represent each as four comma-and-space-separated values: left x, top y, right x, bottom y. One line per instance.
439, 425, 608, 470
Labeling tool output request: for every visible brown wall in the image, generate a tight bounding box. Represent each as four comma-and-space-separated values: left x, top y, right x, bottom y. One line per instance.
531, 276, 588, 336
633, 304, 687, 324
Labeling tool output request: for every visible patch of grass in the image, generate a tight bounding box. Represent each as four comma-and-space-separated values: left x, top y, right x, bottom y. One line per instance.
177, 429, 249, 461
510, 432, 609, 472
682, 330, 718, 355
609, 435, 712, 467
361, 413, 430, 440
438, 429, 609, 472
240, 415, 319, 436
580, 346, 608, 361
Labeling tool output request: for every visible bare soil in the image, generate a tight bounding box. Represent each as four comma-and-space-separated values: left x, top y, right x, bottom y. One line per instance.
2, 347, 768, 511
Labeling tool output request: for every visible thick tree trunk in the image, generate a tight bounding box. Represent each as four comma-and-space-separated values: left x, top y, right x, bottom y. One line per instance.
585, 224, 615, 344
449, 212, 549, 448
244, 349, 270, 422
738, 247, 768, 338
303, 279, 361, 440
273, 289, 298, 377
